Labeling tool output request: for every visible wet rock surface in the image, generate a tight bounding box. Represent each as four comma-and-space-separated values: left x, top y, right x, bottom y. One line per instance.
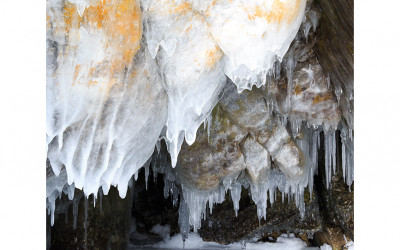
314, 0, 354, 130
316, 131, 354, 240
313, 226, 352, 250
198, 188, 321, 244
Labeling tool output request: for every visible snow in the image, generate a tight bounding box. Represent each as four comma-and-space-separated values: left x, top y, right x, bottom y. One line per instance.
130, 232, 326, 250
319, 244, 332, 250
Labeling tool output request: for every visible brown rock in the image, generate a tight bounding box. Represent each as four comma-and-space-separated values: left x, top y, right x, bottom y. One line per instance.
314, 227, 352, 250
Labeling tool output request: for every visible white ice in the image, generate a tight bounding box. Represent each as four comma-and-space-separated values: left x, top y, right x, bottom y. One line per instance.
139, 232, 325, 250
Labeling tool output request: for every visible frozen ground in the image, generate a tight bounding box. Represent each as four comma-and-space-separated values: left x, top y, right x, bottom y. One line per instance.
128, 223, 354, 250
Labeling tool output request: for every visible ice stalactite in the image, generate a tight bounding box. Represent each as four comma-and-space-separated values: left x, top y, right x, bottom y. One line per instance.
142, 0, 227, 167
47, 0, 354, 240
204, 0, 308, 93
301, 4, 321, 43
230, 183, 242, 217
47, 0, 168, 208
324, 129, 336, 189
47, 0, 310, 208
340, 124, 354, 188
178, 195, 190, 243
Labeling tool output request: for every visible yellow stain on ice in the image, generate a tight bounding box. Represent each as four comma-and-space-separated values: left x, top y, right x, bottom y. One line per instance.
73, 65, 82, 85
85, 0, 142, 65
150, 1, 194, 17
58, 0, 142, 89
205, 45, 223, 68
171, 2, 191, 15
247, 0, 302, 24
312, 92, 333, 104
294, 84, 305, 95
185, 24, 193, 32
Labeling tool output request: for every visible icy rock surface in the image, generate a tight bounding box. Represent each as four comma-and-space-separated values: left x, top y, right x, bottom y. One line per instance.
204, 0, 307, 93
47, 0, 353, 241
46, 0, 167, 213
164, 3, 353, 235
142, 0, 227, 167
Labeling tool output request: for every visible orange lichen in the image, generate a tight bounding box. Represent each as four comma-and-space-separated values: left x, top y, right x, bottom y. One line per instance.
294, 84, 303, 95
63, 3, 83, 34
87, 80, 99, 86
86, 0, 141, 65
59, 0, 142, 89
248, 0, 302, 24
312, 92, 333, 104
185, 24, 193, 32
73, 65, 82, 84
205, 45, 223, 68
85, 0, 110, 29
171, 2, 191, 15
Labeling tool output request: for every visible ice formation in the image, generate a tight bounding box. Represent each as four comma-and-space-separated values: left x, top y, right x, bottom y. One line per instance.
142, 0, 227, 167
136, 232, 321, 249
204, 0, 307, 93
46, 0, 354, 243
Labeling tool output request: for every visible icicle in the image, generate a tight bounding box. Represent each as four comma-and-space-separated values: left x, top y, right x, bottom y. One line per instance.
347, 148, 354, 189
326, 74, 331, 90
67, 184, 75, 200
342, 137, 346, 183
145, 163, 149, 190
156, 139, 161, 154
50, 202, 55, 226
335, 84, 343, 104
134, 170, 139, 181
207, 113, 212, 143
324, 131, 330, 189
269, 188, 275, 206
303, 21, 312, 43
298, 188, 305, 219
230, 184, 241, 217
84, 197, 88, 248
285, 49, 295, 111
163, 179, 170, 199
324, 130, 337, 188
178, 198, 190, 243
274, 60, 281, 80
99, 187, 103, 213
332, 132, 336, 176
340, 127, 354, 188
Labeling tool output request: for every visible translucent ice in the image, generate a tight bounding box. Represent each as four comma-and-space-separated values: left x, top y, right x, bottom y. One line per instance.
205, 0, 307, 92
47, 0, 167, 203
46, 0, 354, 238
142, 0, 227, 167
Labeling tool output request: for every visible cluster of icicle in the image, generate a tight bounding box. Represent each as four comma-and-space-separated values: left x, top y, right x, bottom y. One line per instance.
46, 0, 354, 237
152, 123, 354, 240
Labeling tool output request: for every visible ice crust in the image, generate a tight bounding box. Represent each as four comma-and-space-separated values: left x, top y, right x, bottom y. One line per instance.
205, 0, 307, 93
46, 0, 353, 240
142, 0, 227, 167
133, 232, 323, 249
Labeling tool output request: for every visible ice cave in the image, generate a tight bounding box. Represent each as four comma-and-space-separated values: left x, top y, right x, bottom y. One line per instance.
46, 0, 354, 249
